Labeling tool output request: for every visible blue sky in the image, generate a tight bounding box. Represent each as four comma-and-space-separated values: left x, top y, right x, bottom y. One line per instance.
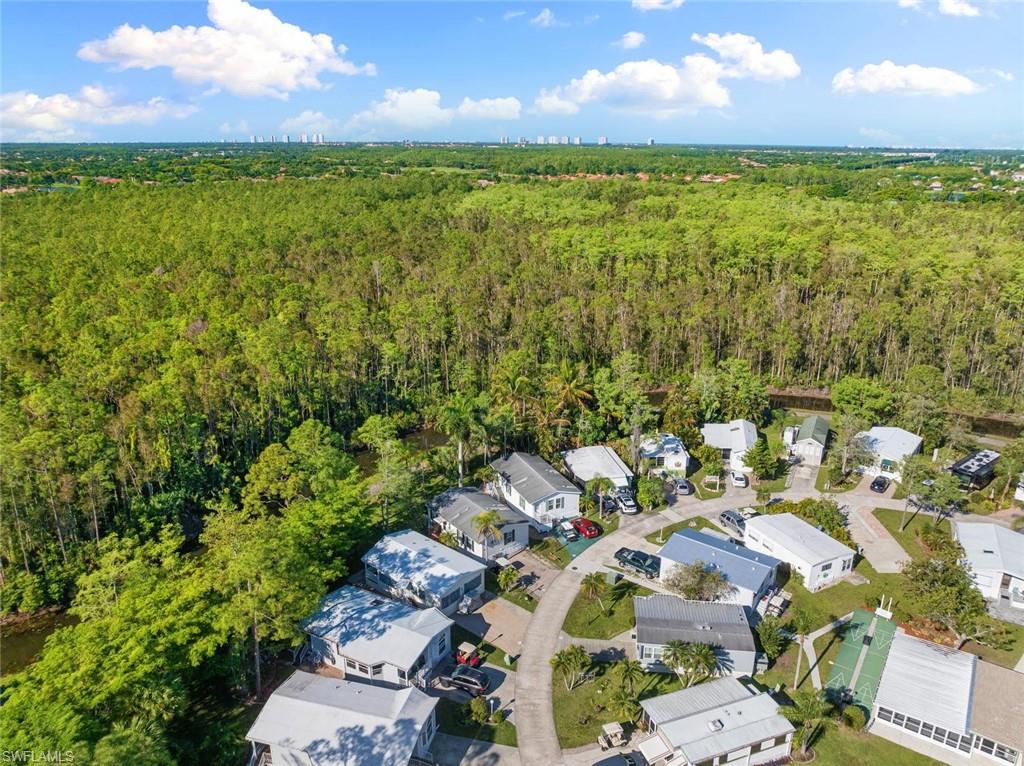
1, 0, 1021, 147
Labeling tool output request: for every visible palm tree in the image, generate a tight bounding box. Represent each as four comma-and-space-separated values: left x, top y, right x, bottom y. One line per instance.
683, 643, 719, 687
580, 571, 609, 611
614, 658, 645, 695
472, 509, 504, 556
547, 360, 594, 418
788, 690, 831, 758
438, 529, 459, 549
497, 566, 519, 592
790, 608, 814, 689
436, 393, 479, 486
662, 640, 690, 683
608, 685, 641, 723
586, 477, 614, 519
551, 644, 591, 691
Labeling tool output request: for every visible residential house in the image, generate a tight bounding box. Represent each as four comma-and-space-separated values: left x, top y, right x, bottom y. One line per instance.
635, 677, 794, 766
246, 671, 439, 766
949, 450, 1001, 490
633, 594, 759, 675
362, 530, 486, 616
700, 420, 758, 473
792, 415, 829, 466
1016, 473, 1024, 504
657, 529, 781, 609
743, 513, 855, 592
953, 521, 1024, 611
490, 451, 582, 530
856, 426, 924, 481
871, 632, 1024, 766
561, 445, 634, 488
640, 433, 691, 474
429, 487, 530, 561
302, 585, 453, 687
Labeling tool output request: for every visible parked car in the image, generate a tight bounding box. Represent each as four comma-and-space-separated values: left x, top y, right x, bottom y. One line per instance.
613, 488, 640, 515
571, 516, 602, 539
719, 509, 746, 536
438, 665, 490, 696
672, 477, 694, 496
870, 476, 890, 493
786, 454, 802, 465
614, 547, 661, 579
730, 472, 749, 488
558, 520, 580, 542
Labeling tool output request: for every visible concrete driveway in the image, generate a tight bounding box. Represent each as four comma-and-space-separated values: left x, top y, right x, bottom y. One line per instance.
455, 598, 532, 658
847, 505, 910, 573
433, 734, 521, 766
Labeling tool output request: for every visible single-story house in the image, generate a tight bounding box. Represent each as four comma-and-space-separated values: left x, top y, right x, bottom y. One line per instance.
561, 445, 633, 489
856, 426, 924, 481
429, 487, 531, 561
743, 513, 855, 592
949, 450, 1001, 490
954, 521, 1024, 610
640, 433, 691, 474
246, 670, 439, 766
490, 451, 582, 530
871, 631, 1024, 766
792, 415, 829, 466
700, 420, 758, 473
657, 529, 781, 609
634, 594, 759, 676
302, 585, 453, 687
362, 530, 486, 616
1015, 472, 1024, 504
636, 677, 794, 766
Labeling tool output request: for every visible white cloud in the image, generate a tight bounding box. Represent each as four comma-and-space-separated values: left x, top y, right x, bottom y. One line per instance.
530, 8, 564, 27
632, 0, 685, 11
990, 69, 1015, 82
832, 60, 983, 96
502, 10, 525, 21
534, 32, 798, 117
279, 110, 341, 134
218, 119, 249, 134
78, 0, 375, 100
938, 0, 980, 15
456, 96, 521, 120
897, 0, 923, 8
1, 85, 196, 140
691, 32, 800, 80
347, 89, 521, 133
617, 31, 647, 50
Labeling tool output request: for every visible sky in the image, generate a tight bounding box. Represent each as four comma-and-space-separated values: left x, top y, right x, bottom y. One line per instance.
1, 0, 1021, 147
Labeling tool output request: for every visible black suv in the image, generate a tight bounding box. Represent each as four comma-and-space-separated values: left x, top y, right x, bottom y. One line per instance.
614, 547, 661, 579
439, 665, 490, 696
870, 476, 890, 493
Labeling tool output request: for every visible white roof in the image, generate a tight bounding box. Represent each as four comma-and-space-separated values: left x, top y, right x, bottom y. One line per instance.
302, 586, 452, 669
700, 420, 757, 453
247, 671, 437, 766
362, 530, 485, 593
874, 632, 976, 734
640, 433, 689, 459
955, 521, 1024, 580
859, 426, 923, 462
561, 445, 633, 484
744, 513, 854, 566
640, 678, 793, 763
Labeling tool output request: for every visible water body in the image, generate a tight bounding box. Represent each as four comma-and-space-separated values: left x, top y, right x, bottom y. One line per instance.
1, 611, 78, 676
353, 427, 449, 475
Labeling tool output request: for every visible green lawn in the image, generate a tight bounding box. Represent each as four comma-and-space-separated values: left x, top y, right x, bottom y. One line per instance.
691, 466, 726, 500
451, 624, 517, 670
810, 725, 943, 766
529, 537, 572, 569
551, 661, 683, 748
645, 516, 726, 546
485, 571, 537, 613
756, 470, 790, 494
562, 580, 652, 640
872, 508, 948, 563
753, 640, 813, 694
811, 628, 846, 685
435, 697, 518, 746
815, 467, 857, 494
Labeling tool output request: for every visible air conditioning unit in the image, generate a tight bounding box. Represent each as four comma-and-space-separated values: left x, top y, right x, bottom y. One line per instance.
707, 719, 724, 732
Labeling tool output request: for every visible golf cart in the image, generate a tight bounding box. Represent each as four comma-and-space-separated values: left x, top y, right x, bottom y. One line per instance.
598, 722, 627, 750
454, 642, 482, 668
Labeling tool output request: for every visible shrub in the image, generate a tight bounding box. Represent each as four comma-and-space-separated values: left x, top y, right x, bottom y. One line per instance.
842, 705, 867, 731
467, 696, 489, 725
489, 708, 506, 725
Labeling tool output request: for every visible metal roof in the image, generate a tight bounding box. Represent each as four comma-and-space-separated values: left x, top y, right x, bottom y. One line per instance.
429, 487, 532, 539
950, 449, 1001, 478
796, 415, 830, 447
658, 530, 781, 593
301, 586, 452, 669
874, 632, 976, 734
858, 426, 923, 462
640, 433, 689, 460
246, 671, 437, 766
362, 530, 485, 593
489, 451, 582, 505
633, 595, 756, 652
955, 521, 1024, 581
971, 660, 1024, 752
744, 513, 854, 566
561, 445, 634, 485
640, 678, 793, 763
700, 420, 758, 453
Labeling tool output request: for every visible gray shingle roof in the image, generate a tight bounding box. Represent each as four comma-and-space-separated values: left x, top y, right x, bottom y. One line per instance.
634, 595, 756, 652
429, 487, 532, 539
797, 415, 830, 447
489, 451, 581, 505
658, 529, 781, 593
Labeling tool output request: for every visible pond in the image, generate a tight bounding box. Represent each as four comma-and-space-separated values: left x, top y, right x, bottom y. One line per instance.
353, 427, 449, 474
0, 611, 78, 676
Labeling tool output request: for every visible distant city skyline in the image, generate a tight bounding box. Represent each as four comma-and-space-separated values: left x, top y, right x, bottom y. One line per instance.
1, 0, 1021, 148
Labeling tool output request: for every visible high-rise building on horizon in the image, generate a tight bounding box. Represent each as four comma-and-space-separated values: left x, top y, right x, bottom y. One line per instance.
548, 135, 558, 145
537, 135, 545, 145
597, 136, 608, 146
283, 134, 289, 144
573, 136, 582, 145
560, 136, 569, 145
647, 138, 654, 146
250, 135, 256, 144
500, 136, 509, 145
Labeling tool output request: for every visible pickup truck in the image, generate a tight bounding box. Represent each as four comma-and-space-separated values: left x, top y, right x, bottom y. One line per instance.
614, 547, 661, 579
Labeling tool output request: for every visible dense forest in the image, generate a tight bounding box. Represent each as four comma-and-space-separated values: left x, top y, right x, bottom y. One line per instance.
1, 145, 1023, 762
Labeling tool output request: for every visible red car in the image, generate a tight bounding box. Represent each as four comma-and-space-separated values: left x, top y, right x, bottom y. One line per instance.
571, 517, 602, 539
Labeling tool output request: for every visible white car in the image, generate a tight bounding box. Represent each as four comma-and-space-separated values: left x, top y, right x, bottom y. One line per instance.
731, 472, 749, 488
